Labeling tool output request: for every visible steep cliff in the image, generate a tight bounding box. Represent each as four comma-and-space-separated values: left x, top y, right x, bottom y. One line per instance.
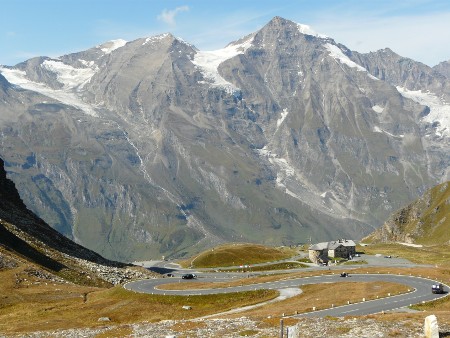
0, 158, 152, 285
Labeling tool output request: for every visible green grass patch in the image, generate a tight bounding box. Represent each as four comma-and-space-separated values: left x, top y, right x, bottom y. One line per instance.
179, 243, 297, 268
296, 257, 311, 263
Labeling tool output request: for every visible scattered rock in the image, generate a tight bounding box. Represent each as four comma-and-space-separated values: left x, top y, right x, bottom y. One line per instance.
98, 317, 111, 322
0, 252, 19, 269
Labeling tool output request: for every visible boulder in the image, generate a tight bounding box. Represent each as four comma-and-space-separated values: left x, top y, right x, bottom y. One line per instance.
424, 315, 439, 338
98, 317, 111, 322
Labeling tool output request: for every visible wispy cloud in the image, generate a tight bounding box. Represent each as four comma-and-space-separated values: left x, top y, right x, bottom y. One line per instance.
157, 6, 189, 26
305, 6, 450, 66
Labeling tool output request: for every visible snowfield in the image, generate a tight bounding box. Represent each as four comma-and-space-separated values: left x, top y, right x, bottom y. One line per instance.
397, 86, 450, 138
0, 67, 98, 117
192, 36, 254, 93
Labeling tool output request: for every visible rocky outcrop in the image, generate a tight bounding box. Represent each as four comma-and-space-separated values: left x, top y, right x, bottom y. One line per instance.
364, 181, 450, 245
0, 157, 154, 285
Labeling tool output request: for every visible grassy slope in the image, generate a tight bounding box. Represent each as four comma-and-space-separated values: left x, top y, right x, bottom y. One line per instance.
0, 251, 278, 334
364, 181, 450, 245
179, 243, 297, 268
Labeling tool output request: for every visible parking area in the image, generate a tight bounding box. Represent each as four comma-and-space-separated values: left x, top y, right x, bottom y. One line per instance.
351, 253, 420, 267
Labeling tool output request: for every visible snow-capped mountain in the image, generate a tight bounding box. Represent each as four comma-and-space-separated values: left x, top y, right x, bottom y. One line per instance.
0, 17, 448, 261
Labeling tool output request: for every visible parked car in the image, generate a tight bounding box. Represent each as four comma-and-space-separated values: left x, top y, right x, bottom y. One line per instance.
432, 284, 444, 294
354, 253, 361, 257
181, 273, 197, 279
384, 255, 392, 258
340, 272, 348, 277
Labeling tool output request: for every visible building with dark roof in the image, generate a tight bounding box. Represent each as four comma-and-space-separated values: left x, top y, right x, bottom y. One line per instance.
308, 239, 356, 264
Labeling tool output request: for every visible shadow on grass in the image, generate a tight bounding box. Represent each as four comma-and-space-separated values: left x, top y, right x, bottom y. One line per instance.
147, 267, 177, 275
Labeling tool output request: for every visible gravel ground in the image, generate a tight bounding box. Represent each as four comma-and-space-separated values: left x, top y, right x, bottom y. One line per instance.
7, 316, 450, 337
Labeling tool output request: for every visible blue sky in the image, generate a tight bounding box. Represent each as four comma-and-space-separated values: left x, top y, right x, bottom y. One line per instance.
1, 0, 450, 66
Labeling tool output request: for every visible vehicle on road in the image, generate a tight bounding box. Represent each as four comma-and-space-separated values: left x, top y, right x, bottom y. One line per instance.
340, 272, 348, 277
181, 273, 197, 279
354, 254, 361, 257
164, 273, 175, 278
432, 284, 444, 294
384, 255, 392, 258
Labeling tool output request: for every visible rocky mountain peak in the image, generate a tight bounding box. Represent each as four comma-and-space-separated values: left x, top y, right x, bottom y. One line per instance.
433, 59, 450, 78
262, 16, 326, 39
0, 17, 449, 261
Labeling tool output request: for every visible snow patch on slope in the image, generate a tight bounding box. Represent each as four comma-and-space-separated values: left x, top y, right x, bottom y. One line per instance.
143, 33, 170, 46
192, 36, 253, 93
42, 60, 98, 90
325, 43, 378, 80
373, 126, 404, 138
397, 87, 450, 137
97, 39, 127, 54
256, 146, 338, 214
372, 105, 384, 113
0, 67, 98, 117
297, 23, 327, 38
276, 108, 289, 129
256, 146, 295, 191
325, 43, 366, 71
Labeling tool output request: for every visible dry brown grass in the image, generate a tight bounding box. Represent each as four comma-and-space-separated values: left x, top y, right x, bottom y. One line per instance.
221, 281, 410, 319
94, 326, 134, 338
3, 242, 450, 335
0, 263, 277, 334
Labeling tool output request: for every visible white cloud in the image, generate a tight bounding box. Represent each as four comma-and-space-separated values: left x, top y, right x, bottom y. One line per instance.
157, 6, 189, 26
308, 10, 450, 66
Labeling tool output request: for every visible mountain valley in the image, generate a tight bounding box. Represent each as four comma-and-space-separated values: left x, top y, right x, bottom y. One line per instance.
0, 17, 449, 261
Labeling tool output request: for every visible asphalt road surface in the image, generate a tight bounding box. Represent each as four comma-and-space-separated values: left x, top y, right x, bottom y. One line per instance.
125, 273, 449, 317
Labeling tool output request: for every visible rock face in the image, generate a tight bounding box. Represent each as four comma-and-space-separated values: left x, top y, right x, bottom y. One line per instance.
363, 181, 450, 245
0, 157, 152, 285
0, 17, 449, 260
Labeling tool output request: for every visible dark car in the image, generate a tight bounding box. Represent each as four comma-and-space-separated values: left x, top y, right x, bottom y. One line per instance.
432, 284, 444, 294
181, 273, 196, 279
340, 272, 348, 277
164, 273, 175, 278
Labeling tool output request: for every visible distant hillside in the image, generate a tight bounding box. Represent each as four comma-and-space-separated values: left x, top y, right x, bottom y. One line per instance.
180, 243, 296, 268
363, 181, 450, 245
0, 158, 152, 286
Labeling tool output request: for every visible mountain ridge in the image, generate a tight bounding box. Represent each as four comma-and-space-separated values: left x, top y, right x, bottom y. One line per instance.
0, 157, 153, 285
0, 16, 448, 260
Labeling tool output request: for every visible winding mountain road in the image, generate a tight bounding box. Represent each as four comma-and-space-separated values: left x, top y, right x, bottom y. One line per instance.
125, 272, 449, 317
